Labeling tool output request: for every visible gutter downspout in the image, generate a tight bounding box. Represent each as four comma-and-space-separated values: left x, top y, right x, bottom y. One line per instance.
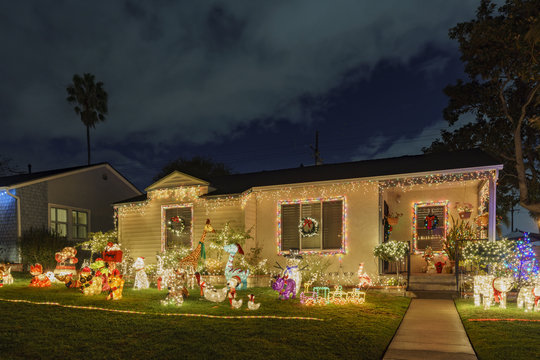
2, 187, 22, 261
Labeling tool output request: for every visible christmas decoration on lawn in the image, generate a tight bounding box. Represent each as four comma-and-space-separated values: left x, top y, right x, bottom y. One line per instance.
54, 247, 78, 275
282, 250, 303, 295
167, 216, 185, 235
271, 275, 296, 300
506, 233, 539, 287
178, 219, 215, 287
223, 243, 249, 290
29, 264, 51, 287
357, 263, 372, 289
247, 294, 260, 310
133, 257, 149, 290
79, 267, 102, 296
102, 242, 123, 263
435, 261, 445, 273
161, 269, 189, 306
55, 273, 77, 288
107, 269, 125, 301
517, 284, 539, 312
299, 216, 319, 237
90, 258, 110, 292
195, 272, 228, 303
0, 267, 4, 287
0, 266, 13, 286
300, 285, 330, 306
473, 275, 513, 310
227, 276, 243, 309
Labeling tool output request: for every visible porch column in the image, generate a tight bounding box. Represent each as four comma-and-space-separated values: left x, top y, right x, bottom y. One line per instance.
488, 170, 498, 241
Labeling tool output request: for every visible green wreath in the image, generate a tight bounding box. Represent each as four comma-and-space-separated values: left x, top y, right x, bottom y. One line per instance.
167, 216, 185, 235
299, 217, 320, 237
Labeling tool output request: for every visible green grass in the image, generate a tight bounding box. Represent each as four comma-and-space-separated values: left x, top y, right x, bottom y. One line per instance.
455, 299, 540, 360
0, 274, 409, 359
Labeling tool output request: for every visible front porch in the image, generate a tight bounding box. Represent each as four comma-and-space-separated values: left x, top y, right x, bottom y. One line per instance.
377, 169, 499, 289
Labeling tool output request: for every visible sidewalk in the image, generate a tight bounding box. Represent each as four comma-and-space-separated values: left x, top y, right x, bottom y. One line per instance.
383, 298, 477, 360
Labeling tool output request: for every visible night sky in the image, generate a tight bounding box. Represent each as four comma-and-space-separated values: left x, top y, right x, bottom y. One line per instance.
1, 1, 480, 186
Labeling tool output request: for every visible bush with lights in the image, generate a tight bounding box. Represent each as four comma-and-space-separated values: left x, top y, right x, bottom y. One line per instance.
374, 240, 409, 283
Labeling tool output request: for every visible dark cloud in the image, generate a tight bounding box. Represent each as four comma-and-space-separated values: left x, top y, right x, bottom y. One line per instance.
0, 0, 479, 187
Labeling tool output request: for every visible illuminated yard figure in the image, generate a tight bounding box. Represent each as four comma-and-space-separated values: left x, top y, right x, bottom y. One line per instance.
473, 275, 494, 309
195, 272, 228, 303
271, 275, 296, 300
179, 219, 215, 287
357, 263, 372, 289
132, 257, 149, 290
492, 277, 513, 309
223, 243, 249, 290
282, 249, 303, 295
517, 277, 540, 312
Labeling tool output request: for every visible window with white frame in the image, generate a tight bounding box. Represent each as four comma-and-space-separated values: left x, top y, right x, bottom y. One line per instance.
280, 199, 344, 252
72, 210, 88, 239
50, 207, 68, 237
163, 206, 192, 249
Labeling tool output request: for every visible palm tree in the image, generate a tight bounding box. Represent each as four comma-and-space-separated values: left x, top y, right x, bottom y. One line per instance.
66, 73, 108, 165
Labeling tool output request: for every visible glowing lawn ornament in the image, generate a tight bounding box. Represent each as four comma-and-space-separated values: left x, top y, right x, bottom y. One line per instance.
473, 275, 494, 309
271, 275, 296, 300
357, 263, 372, 288
329, 285, 348, 305
1, 266, 13, 285
133, 257, 149, 290
29, 264, 51, 288
223, 243, 249, 290
492, 277, 513, 309
517, 277, 540, 312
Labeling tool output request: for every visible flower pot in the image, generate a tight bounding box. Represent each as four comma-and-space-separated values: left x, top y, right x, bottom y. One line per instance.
475, 214, 489, 227
459, 211, 471, 219
387, 217, 399, 226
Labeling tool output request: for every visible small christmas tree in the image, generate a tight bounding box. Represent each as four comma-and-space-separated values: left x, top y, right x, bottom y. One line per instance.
506, 233, 539, 287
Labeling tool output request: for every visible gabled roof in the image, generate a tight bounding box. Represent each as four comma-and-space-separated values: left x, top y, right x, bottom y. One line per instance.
0, 163, 141, 194
145, 170, 209, 191
115, 149, 502, 203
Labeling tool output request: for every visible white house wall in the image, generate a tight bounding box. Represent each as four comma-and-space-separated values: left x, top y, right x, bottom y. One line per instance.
253, 182, 380, 276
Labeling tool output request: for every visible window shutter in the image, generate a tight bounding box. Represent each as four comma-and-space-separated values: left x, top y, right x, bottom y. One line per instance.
322, 200, 343, 250
281, 204, 300, 251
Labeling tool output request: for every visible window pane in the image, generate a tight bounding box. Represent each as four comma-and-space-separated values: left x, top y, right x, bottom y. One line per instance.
281, 204, 300, 251
51, 208, 56, 222
57, 224, 67, 237
79, 226, 87, 239
322, 200, 343, 250
301, 203, 321, 249
73, 226, 78, 238
72, 211, 77, 224
78, 212, 87, 225
165, 207, 192, 249
57, 209, 67, 222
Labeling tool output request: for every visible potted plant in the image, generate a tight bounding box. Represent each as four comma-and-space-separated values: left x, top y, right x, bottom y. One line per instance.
386, 212, 403, 226
443, 216, 475, 272
374, 240, 409, 280
457, 202, 473, 219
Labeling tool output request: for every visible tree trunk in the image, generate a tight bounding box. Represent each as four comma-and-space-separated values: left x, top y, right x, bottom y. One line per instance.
86, 125, 91, 165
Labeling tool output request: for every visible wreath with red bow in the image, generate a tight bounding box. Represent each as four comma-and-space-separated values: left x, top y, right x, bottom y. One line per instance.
167, 216, 185, 235
299, 217, 320, 237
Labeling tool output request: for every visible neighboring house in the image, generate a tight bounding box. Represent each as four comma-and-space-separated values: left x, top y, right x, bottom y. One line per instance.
0, 163, 142, 262
115, 149, 502, 276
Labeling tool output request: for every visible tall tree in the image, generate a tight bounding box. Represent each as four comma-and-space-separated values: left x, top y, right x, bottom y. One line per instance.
154, 156, 232, 181
424, 0, 540, 230
66, 73, 108, 165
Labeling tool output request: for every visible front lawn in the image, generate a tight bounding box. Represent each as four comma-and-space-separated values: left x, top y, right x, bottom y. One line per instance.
455, 299, 540, 360
0, 274, 409, 359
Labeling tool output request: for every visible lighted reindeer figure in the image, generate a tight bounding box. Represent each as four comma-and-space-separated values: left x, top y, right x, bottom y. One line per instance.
178, 219, 215, 287
223, 243, 250, 290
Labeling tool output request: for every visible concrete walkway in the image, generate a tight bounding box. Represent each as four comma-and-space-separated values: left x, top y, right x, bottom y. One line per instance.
383, 299, 477, 360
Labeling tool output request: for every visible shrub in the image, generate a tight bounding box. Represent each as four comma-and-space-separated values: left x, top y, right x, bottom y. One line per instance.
19, 227, 71, 271
373, 241, 409, 263
462, 239, 514, 273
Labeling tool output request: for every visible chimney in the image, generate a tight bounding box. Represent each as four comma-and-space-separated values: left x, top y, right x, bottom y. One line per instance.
28, 164, 32, 174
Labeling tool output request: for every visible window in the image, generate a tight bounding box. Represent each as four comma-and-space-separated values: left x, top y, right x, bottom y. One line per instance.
413, 201, 448, 252
72, 210, 88, 239
163, 206, 192, 250
50, 207, 67, 237
280, 199, 344, 253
